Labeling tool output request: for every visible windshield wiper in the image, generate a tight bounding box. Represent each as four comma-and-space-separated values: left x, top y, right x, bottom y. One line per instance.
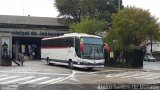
96, 48, 101, 59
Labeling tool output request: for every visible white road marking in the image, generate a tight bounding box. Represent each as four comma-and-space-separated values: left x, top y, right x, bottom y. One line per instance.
134, 73, 158, 78
1, 76, 35, 84
0, 75, 7, 77
50, 70, 76, 84
38, 77, 62, 84
106, 74, 113, 77
0, 70, 75, 85
0, 76, 19, 82
0, 71, 70, 75
21, 77, 50, 84
145, 73, 160, 79
38, 70, 75, 87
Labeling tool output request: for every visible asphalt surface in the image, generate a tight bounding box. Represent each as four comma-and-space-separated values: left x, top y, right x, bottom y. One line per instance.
0, 60, 160, 90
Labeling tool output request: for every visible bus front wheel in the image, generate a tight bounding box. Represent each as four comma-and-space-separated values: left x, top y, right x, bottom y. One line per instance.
68, 60, 73, 69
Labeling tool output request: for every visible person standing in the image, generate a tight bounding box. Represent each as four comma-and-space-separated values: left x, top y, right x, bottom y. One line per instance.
104, 43, 110, 61
2, 42, 8, 56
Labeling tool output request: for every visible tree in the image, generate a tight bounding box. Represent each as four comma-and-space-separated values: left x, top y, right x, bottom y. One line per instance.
70, 18, 107, 35
55, 0, 81, 24
105, 7, 160, 51
55, 0, 123, 25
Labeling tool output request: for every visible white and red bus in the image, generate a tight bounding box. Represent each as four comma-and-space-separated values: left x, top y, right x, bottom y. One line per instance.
41, 33, 105, 70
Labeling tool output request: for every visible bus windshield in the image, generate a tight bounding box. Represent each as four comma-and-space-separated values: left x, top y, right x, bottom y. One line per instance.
81, 37, 104, 60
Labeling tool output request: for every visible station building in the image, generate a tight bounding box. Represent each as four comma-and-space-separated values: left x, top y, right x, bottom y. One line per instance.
0, 15, 69, 60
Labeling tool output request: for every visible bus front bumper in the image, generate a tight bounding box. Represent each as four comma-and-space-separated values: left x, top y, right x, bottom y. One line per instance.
73, 64, 104, 68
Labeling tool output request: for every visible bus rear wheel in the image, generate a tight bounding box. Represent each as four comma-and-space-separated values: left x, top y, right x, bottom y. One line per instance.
68, 60, 73, 69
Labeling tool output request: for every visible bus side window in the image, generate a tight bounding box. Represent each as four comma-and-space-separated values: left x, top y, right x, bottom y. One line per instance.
66, 37, 74, 47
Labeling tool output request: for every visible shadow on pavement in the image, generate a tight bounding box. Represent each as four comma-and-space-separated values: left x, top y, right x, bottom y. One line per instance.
46, 63, 99, 72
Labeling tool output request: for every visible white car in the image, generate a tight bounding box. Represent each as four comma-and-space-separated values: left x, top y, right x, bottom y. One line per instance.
144, 55, 156, 62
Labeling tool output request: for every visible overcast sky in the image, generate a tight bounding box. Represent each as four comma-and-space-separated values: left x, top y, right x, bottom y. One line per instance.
0, 0, 159, 21
0, 0, 59, 17
123, 0, 160, 21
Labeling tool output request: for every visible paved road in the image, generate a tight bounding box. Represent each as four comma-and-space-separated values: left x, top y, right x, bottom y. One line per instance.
0, 60, 160, 90
143, 61, 160, 72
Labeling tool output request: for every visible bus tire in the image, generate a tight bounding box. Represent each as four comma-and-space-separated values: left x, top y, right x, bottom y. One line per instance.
68, 60, 73, 69
47, 57, 50, 65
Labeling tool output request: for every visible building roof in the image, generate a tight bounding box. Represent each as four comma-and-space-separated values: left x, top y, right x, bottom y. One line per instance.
0, 15, 66, 26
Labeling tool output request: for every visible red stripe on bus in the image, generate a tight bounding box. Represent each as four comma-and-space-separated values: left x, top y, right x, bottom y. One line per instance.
41, 46, 69, 49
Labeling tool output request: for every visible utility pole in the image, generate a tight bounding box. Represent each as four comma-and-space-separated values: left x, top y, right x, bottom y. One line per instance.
150, 36, 152, 53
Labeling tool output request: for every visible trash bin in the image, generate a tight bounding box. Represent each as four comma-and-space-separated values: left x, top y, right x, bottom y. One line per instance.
132, 49, 143, 67
2, 55, 12, 66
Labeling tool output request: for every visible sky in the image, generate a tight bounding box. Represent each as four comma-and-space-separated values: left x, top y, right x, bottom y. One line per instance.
123, 0, 160, 21
0, 0, 59, 17
0, 0, 159, 21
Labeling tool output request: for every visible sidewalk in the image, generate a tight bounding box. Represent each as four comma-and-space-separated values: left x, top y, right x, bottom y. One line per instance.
98, 61, 160, 72
0, 60, 45, 72
2, 60, 160, 73
143, 61, 160, 72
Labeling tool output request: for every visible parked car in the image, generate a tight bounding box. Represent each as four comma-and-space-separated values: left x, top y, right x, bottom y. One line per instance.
144, 54, 156, 62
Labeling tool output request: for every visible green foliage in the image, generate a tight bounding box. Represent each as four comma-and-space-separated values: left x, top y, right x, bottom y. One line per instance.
55, 0, 123, 25
55, 0, 81, 23
70, 18, 107, 35
105, 7, 160, 51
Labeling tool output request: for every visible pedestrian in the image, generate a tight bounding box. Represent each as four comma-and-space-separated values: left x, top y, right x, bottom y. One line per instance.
18, 53, 24, 66
2, 42, 8, 56
104, 43, 110, 62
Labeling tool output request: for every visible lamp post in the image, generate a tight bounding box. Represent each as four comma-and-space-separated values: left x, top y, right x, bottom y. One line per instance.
150, 36, 152, 53
77, 10, 81, 22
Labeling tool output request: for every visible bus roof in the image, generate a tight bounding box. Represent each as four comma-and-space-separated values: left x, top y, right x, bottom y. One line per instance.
42, 33, 102, 40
